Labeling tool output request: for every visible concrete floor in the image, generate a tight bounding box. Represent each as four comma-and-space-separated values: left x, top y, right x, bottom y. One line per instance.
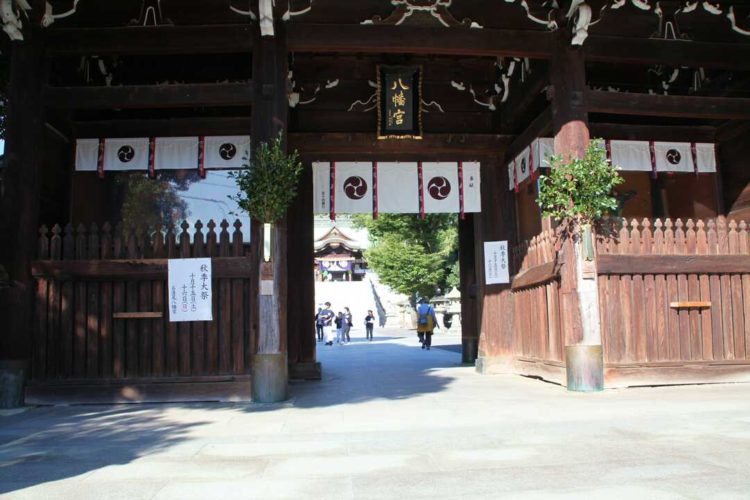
1, 328, 750, 499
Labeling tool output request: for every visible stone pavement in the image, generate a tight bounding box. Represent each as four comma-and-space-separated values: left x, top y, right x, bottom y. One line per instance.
1, 327, 750, 499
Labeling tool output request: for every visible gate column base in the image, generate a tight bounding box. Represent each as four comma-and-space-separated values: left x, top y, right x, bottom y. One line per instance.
251, 353, 289, 403
565, 345, 603, 392
461, 338, 478, 364
475, 355, 513, 375
0, 360, 28, 408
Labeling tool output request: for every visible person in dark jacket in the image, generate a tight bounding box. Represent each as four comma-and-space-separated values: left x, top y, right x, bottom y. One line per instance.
364, 310, 375, 341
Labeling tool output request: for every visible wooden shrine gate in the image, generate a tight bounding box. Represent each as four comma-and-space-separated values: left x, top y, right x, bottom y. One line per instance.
27, 220, 257, 403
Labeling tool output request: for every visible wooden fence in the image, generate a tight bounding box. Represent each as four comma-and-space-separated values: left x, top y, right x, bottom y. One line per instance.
506, 216, 750, 387
510, 228, 564, 364
31, 220, 257, 386
596, 217, 750, 371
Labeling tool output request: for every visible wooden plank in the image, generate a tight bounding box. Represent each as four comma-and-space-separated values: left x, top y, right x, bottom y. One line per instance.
113, 312, 164, 319
621, 275, 635, 362
31, 258, 254, 280
597, 255, 750, 275
632, 273, 647, 362
677, 274, 691, 360
589, 123, 715, 143
47, 281, 60, 378
609, 275, 625, 363
86, 280, 99, 378
151, 281, 165, 376
287, 24, 553, 59
74, 116, 253, 140
290, 133, 511, 159
670, 301, 712, 309
604, 362, 750, 389
232, 277, 245, 374
99, 282, 112, 378
46, 25, 255, 55
34, 278, 49, 379
655, 274, 669, 361
587, 89, 750, 120
219, 279, 232, 374
112, 281, 125, 378
125, 281, 139, 377
74, 281, 86, 377
731, 274, 746, 360
644, 274, 657, 361
45, 83, 253, 110
511, 260, 559, 290
139, 281, 153, 377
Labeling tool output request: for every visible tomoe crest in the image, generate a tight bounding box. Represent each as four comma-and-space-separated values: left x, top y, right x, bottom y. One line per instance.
427, 176, 451, 200
343, 176, 368, 200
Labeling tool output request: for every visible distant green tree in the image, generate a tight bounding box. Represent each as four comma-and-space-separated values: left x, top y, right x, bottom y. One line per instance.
352, 213, 458, 301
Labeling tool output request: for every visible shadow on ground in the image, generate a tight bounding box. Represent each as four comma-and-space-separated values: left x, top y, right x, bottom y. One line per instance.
0, 405, 207, 494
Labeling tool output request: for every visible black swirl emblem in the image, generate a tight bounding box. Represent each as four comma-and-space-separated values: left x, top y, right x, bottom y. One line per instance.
427, 176, 452, 200
343, 176, 368, 200
219, 143, 237, 161
520, 158, 527, 174
117, 145, 135, 163
665, 149, 682, 165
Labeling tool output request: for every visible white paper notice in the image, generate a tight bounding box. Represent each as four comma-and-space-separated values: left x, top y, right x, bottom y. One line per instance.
484, 241, 509, 285
168, 258, 213, 322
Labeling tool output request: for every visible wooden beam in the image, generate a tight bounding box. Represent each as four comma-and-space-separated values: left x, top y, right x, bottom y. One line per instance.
44, 24, 750, 70
511, 261, 559, 291
45, 83, 253, 110
289, 132, 510, 159
586, 36, 750, 70
31, 258, 255, 280
73, 117, 253, 138
504, 106, 552, 162
287, 24, 552, 58
597, 255, 750, 275
587, 89, 750, 120
45, 25, 255, 55
589, 123, 716, 143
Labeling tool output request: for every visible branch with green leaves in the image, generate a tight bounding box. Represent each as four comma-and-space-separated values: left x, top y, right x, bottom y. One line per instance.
230, 134, 303, 224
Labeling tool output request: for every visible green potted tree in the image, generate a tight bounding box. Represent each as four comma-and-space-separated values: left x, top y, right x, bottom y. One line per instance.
537, 139, 623, 391
230, 133, 303, 402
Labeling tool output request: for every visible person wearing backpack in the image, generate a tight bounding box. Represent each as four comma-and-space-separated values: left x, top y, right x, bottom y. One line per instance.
416, 297, 439, 350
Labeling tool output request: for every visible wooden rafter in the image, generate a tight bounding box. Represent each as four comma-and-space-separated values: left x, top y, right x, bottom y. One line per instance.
586, 89, 750, 120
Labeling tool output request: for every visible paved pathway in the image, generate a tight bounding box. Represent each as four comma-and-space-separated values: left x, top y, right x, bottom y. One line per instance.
1, 328, 750, 499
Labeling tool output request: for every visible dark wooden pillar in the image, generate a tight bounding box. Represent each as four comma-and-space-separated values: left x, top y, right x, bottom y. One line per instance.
474, 157, 518, 374
0, 33, 46, 405
458, 214, 478, 363
250, 24, 290, 402
549, 31, 588, 350
286, 160, 320, 379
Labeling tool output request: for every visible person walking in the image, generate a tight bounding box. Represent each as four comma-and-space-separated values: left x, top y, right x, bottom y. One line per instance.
320, 302, 335, 346
416, 297, 439, 350
343, 307, 353, 343
334, 312, 345, 345
315, 307, 325, 342
364, 310, 375, 341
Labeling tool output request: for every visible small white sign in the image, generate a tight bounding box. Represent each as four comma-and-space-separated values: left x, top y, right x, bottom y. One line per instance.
168, 258, 213, 322
484, 241, 509, 285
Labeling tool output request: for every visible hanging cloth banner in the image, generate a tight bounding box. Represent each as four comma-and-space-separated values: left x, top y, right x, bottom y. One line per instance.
334, 162, 374, 214
609, 140, 653, 172
75, 138, 100, 172
203, 136, 250, 170
312, 161, 332, 213
515, 147, 531, 185
695, 143, 717, 173
423, 162, 460, 214
104, 138, 150, 171
654, 142, 694, 173
377, 162, 419, 214
508, 162, 515, 191
311, 161, 478, 215
463, 162, 481, 213
155, 137, 199, 171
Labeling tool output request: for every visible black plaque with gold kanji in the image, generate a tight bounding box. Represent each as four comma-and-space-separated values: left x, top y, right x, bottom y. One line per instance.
377, 65, 422, 140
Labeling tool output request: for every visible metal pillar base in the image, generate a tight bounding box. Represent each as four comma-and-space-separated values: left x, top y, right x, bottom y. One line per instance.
251, 353, 289, 403
0, 360, 28, 408
565, 345, 604, 392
